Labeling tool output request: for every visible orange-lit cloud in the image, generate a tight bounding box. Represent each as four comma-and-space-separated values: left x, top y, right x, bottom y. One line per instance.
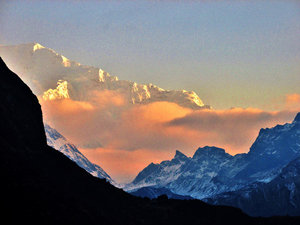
286, 93, 300, 110
166, 108, 297, 155
81, 147, 174, 183
88, 90, 126, 108
40, 90, 300, 183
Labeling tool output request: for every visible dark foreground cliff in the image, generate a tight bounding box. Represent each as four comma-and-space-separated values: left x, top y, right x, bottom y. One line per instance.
0, 57, 299, 225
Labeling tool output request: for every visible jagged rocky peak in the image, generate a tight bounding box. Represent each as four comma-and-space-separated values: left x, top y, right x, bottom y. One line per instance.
174, 150, 188, 160
98, 69, 118, 82
44, 124, 66, 141
192, 146, 232, 159
42, 80, 70, 100
32, 42, 45, 51
0, 43, 209, 109
16, 42, 45, 51
1, 42, 44, 53
294, 112, 300, 123
249, 112, 300, 155
2, 42, 69, 63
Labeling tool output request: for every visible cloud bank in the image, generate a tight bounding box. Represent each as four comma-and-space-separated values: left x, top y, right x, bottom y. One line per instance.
41, 91, 300, 182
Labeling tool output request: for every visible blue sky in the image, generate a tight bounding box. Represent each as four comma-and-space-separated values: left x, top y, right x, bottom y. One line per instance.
1, 0, 299, 109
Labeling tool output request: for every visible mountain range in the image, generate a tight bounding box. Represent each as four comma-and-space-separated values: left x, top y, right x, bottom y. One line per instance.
127, 113, 300, 216
0, 43, 210, 109
3, 56, 296, 224
1, 42, 299, 220
205, 156, 300, 216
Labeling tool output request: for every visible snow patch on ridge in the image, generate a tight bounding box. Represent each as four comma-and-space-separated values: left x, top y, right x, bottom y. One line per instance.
43, 80, 70, 100
33, 43, 45, 52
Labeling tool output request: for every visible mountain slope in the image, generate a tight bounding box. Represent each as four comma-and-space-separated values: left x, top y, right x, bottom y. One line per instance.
235, 113, 300, 181
129, 186, 193, 200
127, 114, 300, 201
205, 156, 300, 216
2, 57, 290, 224
45, 124, 115, 185
0, 43, 209, 109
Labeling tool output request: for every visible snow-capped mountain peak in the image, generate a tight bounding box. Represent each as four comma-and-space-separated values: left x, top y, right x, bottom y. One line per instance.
32, 43, 45, 52
293, 112, 300, 123
43, 80, 70, 100
0, 43, 210, 109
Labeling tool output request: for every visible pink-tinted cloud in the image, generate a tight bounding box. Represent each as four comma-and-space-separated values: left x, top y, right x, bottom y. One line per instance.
167, 108, 297, 154
285, 93, 300, 110
79, 107, 298, 182
40, 90, 127, 148
81, 147, 174, 183
40, 91, 300, 182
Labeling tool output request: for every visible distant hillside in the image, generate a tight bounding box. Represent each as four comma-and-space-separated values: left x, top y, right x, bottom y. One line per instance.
129, 186, 193, 200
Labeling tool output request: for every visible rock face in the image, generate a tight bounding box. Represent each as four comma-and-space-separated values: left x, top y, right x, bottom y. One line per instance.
235, 113, 300, 182
127, 113, 300, 201
0, 43, 209, 109
3, 57, 283, 225
45, 124, 115, 185
0, 57, 46, 150
205, 156, 300, 217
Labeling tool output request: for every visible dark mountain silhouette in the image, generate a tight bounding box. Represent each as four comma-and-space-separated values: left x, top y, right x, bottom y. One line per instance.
0, 57, 299, 225
129, 186, 193, 200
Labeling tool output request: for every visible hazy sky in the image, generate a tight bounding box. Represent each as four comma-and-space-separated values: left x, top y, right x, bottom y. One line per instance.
1, 0, 299, 110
